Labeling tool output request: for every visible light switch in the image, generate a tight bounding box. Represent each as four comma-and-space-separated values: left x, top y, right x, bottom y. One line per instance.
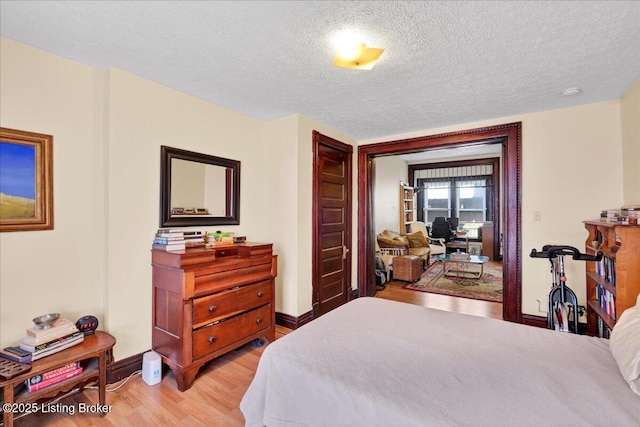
534, 211, 542, 221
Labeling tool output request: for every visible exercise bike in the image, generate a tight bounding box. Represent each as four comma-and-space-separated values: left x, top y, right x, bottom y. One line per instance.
530, 245, 602, 333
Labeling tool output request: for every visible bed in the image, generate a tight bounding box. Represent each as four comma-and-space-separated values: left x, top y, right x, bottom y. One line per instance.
240, 297, 640, 426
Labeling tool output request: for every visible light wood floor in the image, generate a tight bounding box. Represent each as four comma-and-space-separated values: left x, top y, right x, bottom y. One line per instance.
19, 287, 501, 426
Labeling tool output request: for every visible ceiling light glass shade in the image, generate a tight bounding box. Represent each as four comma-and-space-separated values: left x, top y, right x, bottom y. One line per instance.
333, 44, 385, 70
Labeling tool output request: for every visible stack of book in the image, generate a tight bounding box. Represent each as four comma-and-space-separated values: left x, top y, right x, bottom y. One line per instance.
152, 229, 186, 251
600, 205, 640, 225
25, 362, 83, 392
600, 209, 621, 223
621, 204, 639, 225
184, 230, 205, 248
0, 346, 32, 363
19, 318, 84, 361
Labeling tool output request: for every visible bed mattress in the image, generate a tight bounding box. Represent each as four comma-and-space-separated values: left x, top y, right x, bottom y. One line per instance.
241, 297, 639, 426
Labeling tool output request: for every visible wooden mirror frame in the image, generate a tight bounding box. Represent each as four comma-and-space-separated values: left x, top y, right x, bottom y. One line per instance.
160, 145, 240, 227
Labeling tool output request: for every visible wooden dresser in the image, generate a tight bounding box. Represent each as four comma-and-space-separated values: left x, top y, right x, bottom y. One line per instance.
151, 243, 276, 391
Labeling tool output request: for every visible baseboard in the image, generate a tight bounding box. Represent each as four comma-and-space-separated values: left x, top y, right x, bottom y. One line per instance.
276, 291, 360, 330
107, 352, 143, 384
521, 314, 587, 334
276, 310, 314, 330
521, 314, 547, 328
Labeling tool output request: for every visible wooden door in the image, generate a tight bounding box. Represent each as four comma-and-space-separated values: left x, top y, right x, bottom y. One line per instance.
312, 131, 352, 317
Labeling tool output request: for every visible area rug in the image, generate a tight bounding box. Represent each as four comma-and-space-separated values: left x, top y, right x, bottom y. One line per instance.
402, 261, 503, 302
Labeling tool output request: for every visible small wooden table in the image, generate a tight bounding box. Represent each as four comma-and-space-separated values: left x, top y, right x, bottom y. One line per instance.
0, 331, 116, 427
434, 254, 489, 278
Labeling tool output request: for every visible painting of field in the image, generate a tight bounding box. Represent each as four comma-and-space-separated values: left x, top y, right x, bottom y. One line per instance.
0, 192, 35, 218
0, 140, 36, 220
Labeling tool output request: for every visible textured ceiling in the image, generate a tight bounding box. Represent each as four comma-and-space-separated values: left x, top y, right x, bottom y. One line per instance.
1, 1, 639, 141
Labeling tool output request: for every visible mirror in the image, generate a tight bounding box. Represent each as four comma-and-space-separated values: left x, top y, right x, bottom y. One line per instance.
160, 145, 240, 227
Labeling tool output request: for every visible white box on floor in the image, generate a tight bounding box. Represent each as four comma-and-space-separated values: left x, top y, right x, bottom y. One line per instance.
142, 350, 162, 386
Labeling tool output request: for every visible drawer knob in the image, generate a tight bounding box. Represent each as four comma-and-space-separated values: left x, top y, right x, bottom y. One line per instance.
208, 336, 216, 343
257, 291, 264, 297
208, 305, 217, 313
256, 317, 262, 324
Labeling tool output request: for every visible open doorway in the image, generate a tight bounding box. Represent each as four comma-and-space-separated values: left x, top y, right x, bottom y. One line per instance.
358, 123, 522, 323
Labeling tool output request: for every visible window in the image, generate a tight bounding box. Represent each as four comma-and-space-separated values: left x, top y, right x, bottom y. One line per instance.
418, 175, 493, 231
457, 179, 487, 223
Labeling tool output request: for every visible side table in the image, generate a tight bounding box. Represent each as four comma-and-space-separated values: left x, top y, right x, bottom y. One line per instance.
0, 331, 116, 427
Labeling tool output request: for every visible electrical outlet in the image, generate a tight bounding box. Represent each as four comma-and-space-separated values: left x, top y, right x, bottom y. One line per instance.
533, 211, 542, 221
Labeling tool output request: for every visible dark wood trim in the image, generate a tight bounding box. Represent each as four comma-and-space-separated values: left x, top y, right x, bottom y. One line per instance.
522, 314, 587, 334
358, 122, 522, 323
107, 352, 143, 384
521, 314, 547, 329
312, 131, 353, 316
350, 288, 359, 300
276, 311, 314, 330
408, 157, 500, 258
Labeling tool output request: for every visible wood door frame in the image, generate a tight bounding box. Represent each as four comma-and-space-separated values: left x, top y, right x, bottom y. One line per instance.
358, 122, 522, 323
312, 130, 353, 316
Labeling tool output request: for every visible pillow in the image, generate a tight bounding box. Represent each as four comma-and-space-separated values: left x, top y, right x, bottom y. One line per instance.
406, 231, 430, 248
377, 235, 407, 249
609, 292, 640, 396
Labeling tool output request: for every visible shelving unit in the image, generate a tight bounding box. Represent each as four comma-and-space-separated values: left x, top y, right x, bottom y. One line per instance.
583, 220, 640, 337
399, 183, 415, 234
0, 331, 115, 427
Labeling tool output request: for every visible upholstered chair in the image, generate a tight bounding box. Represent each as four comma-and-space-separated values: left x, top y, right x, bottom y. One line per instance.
409, 221, 446, 262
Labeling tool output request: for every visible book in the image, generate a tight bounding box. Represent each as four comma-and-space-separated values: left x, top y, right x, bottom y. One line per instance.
28, 362, 80, 383
26, 366, 83, 392
156, 229, 184, 238
0, 348, 32, 364
30, 335, 84, 361
26, 318, 76, 339
22, 326, 80, 346
20, 330, 84, 354
152, 243, 186, 251
20, 330, 83, 353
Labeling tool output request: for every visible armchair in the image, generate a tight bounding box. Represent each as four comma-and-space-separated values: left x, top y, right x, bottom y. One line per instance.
408, 221, 446, 262
376, 229, 430, 273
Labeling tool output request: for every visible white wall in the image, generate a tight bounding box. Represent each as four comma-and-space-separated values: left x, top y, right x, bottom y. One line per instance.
0, 38, 357, 358
621, 78, 640, 205
361, 100, 623, 318
103, 67, 266, 358
373, 157, 407, 233
0, 38, 105, 350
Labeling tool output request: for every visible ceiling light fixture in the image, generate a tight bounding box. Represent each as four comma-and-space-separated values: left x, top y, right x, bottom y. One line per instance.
331, 30, 384, 70
562, 87, 583, 96
333, 43, 385, 70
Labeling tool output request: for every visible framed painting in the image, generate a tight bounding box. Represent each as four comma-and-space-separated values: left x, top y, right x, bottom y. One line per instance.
0, 127, 53, 232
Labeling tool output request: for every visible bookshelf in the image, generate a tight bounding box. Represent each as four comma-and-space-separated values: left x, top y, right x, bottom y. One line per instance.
0, 331, 115, 426
583, 220, 640, 337
399, 184, 415, 234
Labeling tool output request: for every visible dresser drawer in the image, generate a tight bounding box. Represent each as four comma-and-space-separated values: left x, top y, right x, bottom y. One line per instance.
194, 262, 272, 295
192, 304, 272, 360
192, 280, 272, 327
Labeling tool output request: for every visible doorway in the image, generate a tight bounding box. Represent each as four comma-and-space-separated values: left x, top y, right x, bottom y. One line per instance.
358, 123, 522, 323
312, 131, 353, 317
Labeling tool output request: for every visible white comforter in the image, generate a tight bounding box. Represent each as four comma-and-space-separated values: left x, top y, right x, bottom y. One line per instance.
241, 297, 639, 426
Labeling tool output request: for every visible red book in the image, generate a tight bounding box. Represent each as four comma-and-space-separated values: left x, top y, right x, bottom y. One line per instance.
33, 362, 80, 382
27, 367, 83, 392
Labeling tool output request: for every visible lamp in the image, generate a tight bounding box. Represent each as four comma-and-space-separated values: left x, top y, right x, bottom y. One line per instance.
333, 43, 384, 70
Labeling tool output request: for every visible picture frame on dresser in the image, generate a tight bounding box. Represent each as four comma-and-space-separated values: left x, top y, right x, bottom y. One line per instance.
0, 127, 53, 232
